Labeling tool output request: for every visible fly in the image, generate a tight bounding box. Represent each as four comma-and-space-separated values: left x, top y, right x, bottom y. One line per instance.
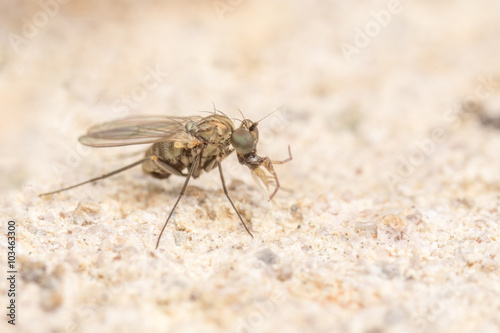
40, 109, 292, 248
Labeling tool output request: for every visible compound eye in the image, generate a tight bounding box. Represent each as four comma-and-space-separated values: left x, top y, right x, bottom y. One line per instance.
231, 128, 254, 154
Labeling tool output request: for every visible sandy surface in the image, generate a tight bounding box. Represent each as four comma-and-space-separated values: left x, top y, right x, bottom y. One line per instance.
1, 1, 500, 332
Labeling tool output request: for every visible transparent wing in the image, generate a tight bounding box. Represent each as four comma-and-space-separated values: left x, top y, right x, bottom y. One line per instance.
78, 116, 202, 147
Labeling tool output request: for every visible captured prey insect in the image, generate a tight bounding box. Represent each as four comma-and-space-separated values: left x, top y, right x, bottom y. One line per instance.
40, 110, 292, 248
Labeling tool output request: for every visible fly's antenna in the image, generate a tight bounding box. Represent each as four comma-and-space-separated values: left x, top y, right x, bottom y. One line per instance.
255, 105, 286, 125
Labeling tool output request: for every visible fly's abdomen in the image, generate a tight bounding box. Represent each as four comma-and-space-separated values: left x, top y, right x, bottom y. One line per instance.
142, 142, 188, 179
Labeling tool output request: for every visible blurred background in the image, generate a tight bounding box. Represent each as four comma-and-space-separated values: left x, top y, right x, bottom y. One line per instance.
1, 0, 500, 196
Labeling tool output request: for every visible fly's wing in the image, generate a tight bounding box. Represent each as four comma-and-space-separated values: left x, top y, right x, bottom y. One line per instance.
79, 116, 202, 147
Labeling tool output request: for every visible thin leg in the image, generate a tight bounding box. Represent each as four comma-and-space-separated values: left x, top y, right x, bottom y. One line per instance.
39, 157, 154, 197
261, 158, 281, 201
271, 145, 293, 164
153, 158, 187, 177
155, 152, 201, 249
266, 145, 293, 200
217, 160, 254, 238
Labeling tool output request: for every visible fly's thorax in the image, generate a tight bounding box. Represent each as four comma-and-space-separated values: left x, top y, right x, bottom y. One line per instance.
186, 115, 235, 145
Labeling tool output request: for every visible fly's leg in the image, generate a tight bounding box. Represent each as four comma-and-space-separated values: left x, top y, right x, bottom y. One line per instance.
271, 145, 293, 165
153, 158, 187, 177
217, 160, 254, 238
155, 151, 202, 249
39, 156, 156, 197
264, 145, 293, 201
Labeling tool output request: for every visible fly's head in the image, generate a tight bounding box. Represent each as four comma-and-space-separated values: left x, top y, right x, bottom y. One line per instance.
231, 111, 292, 201
231, 119, 273, 196
231, 119, 259, 156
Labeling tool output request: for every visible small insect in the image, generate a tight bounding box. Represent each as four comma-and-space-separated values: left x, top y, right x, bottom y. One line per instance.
40, 109, 292, 248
